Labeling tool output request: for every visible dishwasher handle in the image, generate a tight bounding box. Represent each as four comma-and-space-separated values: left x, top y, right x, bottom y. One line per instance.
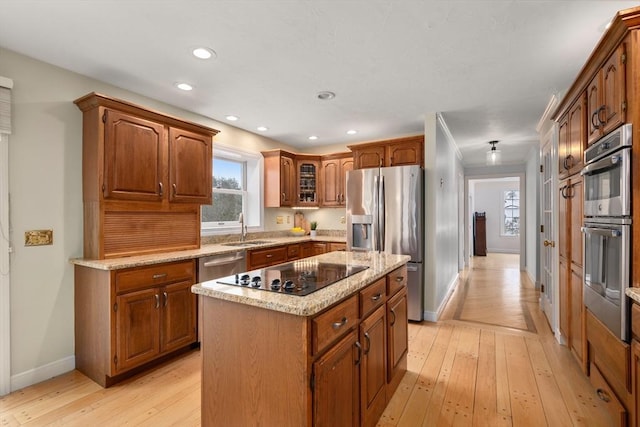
202, 254, 245, 268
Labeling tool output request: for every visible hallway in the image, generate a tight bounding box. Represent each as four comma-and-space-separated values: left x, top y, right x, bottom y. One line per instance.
378, 253, 611, 426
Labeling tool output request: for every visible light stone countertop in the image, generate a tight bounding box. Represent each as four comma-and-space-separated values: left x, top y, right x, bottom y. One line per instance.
626, 288, 640, 304
191, 251, 411, 317
70, 235, 346, 270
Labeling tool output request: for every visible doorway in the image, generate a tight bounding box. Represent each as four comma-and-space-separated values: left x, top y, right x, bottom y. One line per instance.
467, 176, 524, 270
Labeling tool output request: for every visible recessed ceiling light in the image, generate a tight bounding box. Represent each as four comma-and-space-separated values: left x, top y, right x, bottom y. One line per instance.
257, 126, 268, 132
192, 47, 216, 60
346, 129, 358, 135
317, 91, 336, 100
225, 115, 239, 121
175, 82, 193, 91
308, 135, 318, 140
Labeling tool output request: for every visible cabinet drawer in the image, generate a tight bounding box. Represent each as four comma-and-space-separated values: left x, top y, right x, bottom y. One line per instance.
287, 244, 300, 260
589, 363, 626, 427
115, 260, 194, 294
360, 278, 386, 318
632, 303, 640, 341
328, 242, 346, 252
312, 295, 358, 355
387, 265, 407, 296
248, 246, 287, 269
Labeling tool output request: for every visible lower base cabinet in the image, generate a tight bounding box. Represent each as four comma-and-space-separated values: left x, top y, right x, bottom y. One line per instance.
360, 305, 388, 427
75, 260, 197, 387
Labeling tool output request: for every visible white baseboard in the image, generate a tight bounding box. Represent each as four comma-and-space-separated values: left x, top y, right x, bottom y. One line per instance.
11, 356, 75, 392
423, 273, 459, 322
486, 248, 520, 254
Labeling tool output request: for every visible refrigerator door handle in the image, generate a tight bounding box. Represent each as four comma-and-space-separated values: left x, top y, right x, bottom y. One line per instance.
379, 175, 385, 251
373, 175, 380, 251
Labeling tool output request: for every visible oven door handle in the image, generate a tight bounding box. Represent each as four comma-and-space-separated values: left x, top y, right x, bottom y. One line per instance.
580, 154, 622, 176
581, 226, 622, 237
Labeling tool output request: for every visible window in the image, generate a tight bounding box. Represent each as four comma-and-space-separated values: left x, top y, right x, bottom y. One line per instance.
201, 146, 262, 234
502, 190, 519, 236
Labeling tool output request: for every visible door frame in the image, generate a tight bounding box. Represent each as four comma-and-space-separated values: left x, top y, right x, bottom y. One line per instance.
539, 126, 558, 335
0, 133, 10, 395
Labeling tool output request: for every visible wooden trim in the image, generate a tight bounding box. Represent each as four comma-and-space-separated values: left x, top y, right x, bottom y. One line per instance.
74, 92, 219, 136
346, 134, 424, 151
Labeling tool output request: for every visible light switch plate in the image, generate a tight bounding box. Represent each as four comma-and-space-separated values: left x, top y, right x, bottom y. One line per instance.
25, 230, 53, 246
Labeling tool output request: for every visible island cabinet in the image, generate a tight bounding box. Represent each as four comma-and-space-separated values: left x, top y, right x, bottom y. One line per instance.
262, 149, 296, 207
74, 259, 197, 387
320, 153, 353, 207
348, 135, 424, 169
74, 92, 218, 259
196, 256, 409, 427
586, 44, 626, 146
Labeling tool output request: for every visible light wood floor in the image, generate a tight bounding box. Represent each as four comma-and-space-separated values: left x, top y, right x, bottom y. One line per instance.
0, 254, 611, 426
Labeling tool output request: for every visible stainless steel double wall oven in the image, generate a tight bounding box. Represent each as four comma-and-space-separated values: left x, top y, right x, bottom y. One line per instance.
581, 124, 632, 341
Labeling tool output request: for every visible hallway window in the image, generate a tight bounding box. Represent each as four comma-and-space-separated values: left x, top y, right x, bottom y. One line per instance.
502, 190, 519, 236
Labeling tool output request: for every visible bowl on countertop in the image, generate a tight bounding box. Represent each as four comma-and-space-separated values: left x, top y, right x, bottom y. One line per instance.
290, 229, 307, 237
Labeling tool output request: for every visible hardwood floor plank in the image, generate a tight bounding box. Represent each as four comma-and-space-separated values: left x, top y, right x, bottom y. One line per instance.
503, 334, 547, 426
494, 333, 512, 420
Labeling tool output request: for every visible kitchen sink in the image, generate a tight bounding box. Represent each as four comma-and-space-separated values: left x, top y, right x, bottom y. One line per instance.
221, 240, 272, 247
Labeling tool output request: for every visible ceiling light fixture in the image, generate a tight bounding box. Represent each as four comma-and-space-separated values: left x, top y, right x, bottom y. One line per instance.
175, 82, 193, 91
308, 135, 318, 141
225, 115, 239, 121
257, 126, 268, 132
317, 91, 335, 100
192, 47, 216, 60
346, 129, 357, 135
486, 140, 502, 165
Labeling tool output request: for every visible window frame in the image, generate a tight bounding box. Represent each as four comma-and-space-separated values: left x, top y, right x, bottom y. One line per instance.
501, 189, 520, 237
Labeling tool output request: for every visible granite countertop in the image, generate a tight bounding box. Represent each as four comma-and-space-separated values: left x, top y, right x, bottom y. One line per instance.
70, 235, 346, 270
626, 288, 640, 304
192, 251, 411, 317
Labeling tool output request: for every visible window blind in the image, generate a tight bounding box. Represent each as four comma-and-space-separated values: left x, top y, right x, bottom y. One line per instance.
0, 85, 10, 134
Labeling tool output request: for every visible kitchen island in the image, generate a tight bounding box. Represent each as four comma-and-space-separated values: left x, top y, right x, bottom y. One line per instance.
192, 250, 411, 427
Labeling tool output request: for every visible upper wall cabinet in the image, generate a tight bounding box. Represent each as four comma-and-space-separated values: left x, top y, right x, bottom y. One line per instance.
348, 135, 424, 169
320, 154, 353, 207
558, 94, 586, 179
75, 92, 219, 259
77, 93, 215, 205
586, 44, 626, 145
262, 150, 296, 207
296, 155, 321, 207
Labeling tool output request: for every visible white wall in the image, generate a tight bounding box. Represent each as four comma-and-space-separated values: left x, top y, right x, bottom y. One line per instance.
473, 179, 520, 254
0, 47, 310, 390
422, 114, 463, 321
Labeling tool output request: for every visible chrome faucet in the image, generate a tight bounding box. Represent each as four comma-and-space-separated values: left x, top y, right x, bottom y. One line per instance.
239, 212, 247, 241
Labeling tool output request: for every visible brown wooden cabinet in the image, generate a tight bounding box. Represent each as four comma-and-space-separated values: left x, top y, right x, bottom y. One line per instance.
320, 154, 353, 207
349, 135, 423, 169
296, 156, 321, 207
75, 259, 197, 387
75, 93, 218, 259
387, 287, 408, 391
246, 245, 288, 269
262, 150, 296, 207
329, 242, 347, 252
360, 305, 387, 427
633, 337, 640, 427
559, 95, 586, 178
558, 176, 585, 370
587, 44, 626, 145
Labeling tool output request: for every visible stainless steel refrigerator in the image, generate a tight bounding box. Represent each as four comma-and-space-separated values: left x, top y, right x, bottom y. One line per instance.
346, 165, 424, 321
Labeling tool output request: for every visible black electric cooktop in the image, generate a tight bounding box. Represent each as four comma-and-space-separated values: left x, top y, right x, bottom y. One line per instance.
216, 261, 369, 296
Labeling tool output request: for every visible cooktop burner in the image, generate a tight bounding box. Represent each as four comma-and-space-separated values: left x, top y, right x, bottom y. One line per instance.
216, 260, 369, 296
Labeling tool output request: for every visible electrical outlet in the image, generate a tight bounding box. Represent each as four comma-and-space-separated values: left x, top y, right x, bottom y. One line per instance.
340, 216, 346, 224
276, 216, 283, 224
25, 229, 53, 246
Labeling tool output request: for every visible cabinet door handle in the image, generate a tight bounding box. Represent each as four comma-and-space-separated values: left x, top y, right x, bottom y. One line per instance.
172, 183, 177, 197
596, 388, 611, 402
364, 332, 371, 354
282, 192, 285, 201
152, 273, 167, 280
597, 105, 607, 126
159, 182, 164, 196
390, 308, 397, 326
371, 293, 382, 302
154, 294, 160, 309
163, 291, 168, 307
591, 110, 600, 130
354, 341, 362, 366
266, 254, 273, 258
332, 317, 348, 329
395, 276, 404, 282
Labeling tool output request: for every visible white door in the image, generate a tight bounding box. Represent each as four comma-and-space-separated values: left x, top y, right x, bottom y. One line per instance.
540, 130, 556, 329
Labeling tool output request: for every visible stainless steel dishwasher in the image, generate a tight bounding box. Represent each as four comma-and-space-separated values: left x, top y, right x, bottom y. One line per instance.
197, 251, 246, 342
198, 250, 247, 282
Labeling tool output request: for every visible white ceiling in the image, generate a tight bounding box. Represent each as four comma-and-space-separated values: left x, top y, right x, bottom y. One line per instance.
1, 1, 637, 166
